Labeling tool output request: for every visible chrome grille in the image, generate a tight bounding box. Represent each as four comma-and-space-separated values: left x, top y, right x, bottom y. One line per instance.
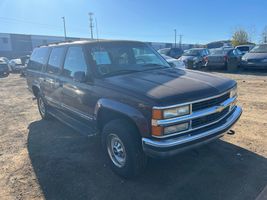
192, 92, 230, 111
192, 106, 230, 128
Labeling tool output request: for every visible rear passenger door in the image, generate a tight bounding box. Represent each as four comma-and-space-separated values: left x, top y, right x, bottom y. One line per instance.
42, 47, 66, 108
60, 46, 94, 122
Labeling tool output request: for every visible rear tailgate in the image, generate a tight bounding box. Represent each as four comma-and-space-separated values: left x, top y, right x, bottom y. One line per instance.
207, 55, 225, 64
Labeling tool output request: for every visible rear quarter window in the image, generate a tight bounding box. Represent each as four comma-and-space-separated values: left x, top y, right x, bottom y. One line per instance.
28, 47, 50, 71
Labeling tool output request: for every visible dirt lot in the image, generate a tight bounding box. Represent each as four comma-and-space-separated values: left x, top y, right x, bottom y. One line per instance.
0, 71, 267, 200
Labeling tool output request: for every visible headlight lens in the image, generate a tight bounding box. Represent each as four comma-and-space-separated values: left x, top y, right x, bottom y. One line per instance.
164, 122, 189, 135
230, 86, 238, 98
163, 105, 190, 119
241, 57, 247, 61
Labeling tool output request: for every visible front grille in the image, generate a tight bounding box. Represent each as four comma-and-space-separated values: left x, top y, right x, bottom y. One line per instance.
192, 107, 229, 128
192, 92, 230, 112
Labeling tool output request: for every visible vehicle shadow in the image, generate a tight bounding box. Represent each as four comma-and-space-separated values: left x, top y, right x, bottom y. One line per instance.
27, 120, 267, 200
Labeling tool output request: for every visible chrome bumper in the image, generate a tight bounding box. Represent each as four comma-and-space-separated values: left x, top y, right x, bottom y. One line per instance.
142, 106, 242, 157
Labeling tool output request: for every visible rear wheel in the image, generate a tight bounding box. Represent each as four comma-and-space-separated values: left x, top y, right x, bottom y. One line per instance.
37, 93, 51, 120
102, 119, 147, 178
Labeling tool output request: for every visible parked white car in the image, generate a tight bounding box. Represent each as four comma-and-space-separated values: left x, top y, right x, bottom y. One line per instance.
8, 59, 24, 72
161, 54, 186, 69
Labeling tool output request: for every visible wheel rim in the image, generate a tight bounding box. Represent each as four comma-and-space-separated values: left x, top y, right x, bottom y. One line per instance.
107, 134, 126, 168
38, 97, 46, 117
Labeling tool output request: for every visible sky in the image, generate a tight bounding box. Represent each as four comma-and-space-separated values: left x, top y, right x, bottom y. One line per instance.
0, 0, 266, 44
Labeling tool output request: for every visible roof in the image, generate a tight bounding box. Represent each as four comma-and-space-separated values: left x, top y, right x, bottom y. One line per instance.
38, 39, 144, 48
235, 44, 255, 47
188, 48, 206, 50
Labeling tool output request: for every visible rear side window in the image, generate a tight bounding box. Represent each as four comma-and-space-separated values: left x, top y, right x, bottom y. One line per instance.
63, 46, 88, 78
46, 47, 65, 74
28, 47, 50, 71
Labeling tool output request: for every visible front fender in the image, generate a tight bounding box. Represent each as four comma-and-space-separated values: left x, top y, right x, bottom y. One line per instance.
95, 98, 150, 137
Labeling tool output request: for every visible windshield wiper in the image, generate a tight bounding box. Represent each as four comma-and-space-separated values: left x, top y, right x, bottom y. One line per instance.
103, 69, 140, 77
141, 63, 168, 68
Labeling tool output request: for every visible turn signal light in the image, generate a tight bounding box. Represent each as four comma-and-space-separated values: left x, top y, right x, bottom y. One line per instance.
151, 126, 163, 136
152, 109, 163, 120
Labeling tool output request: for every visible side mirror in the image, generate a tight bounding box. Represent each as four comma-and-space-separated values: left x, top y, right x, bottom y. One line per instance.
73, 71, 86, 83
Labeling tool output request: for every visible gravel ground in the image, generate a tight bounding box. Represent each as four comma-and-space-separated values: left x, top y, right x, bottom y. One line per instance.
0, 72, 266, 200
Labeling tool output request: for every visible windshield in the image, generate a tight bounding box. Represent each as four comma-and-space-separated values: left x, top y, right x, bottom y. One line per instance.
237, 46, 249, 52
250, 44, 267, 53
89, 43, 170, 77
183, 49, 201, 56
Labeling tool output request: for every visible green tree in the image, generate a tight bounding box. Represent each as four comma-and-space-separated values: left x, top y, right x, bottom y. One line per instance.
232, 28, 249, 46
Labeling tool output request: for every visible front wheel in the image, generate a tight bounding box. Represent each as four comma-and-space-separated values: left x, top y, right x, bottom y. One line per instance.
102, 119, 147, 178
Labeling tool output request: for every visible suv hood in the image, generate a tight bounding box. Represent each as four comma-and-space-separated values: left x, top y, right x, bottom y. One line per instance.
102, 68, 236, 106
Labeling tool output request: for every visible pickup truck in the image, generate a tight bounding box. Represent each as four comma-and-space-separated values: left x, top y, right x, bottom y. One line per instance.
26, 40, 242, 178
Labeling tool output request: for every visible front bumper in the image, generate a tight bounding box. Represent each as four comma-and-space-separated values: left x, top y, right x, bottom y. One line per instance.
0, 71, 9, 76
241, 61, 267, 69
142, 106, 242, 157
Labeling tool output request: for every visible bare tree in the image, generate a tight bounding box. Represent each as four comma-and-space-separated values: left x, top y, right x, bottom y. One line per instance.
231, 28, 249, 46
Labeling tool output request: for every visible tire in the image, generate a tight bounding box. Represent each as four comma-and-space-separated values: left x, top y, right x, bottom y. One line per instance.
37, 93, 51, 120
102, 119, 147, 178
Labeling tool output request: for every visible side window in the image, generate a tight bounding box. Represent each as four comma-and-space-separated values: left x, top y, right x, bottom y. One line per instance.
46, 47, 65, 74
63, 46, 88, 78
229, 50, 235, 56
28, 47, 50, 71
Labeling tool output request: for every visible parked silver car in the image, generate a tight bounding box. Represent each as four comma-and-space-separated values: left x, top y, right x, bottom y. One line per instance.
241, 44, 267, 69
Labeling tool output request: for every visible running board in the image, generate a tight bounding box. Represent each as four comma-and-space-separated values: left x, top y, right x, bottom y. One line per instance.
48, 108, 98, 137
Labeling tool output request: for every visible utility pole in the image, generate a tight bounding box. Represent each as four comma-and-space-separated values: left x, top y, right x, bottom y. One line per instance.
179, 34, 183, 49
89, 12, 94, 40
62, 17, 67, 40
174, 29, 177, 47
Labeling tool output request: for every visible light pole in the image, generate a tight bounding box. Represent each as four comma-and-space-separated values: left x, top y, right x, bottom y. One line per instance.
62, 17, 67, 40
88, 12, 94, 40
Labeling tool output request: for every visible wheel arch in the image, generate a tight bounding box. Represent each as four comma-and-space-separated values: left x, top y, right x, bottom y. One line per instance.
32, 85, 40, 97
95, 99, 150, 137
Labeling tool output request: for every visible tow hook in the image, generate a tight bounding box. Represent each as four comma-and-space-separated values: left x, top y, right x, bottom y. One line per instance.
227, 130, 235, 135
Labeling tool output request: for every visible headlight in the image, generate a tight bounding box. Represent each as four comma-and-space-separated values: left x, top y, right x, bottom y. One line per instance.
241, 57, 247, 61
152, 105, 190, 120
230, 86, 238, 98
163, 105, 190, 119
164, 122, 189, 135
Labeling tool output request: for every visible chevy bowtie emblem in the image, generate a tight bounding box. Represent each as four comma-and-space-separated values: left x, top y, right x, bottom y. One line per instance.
216, 105, 225, 112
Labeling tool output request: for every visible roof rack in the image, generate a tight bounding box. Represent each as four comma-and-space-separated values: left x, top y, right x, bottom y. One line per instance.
37, 39, 86, 48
